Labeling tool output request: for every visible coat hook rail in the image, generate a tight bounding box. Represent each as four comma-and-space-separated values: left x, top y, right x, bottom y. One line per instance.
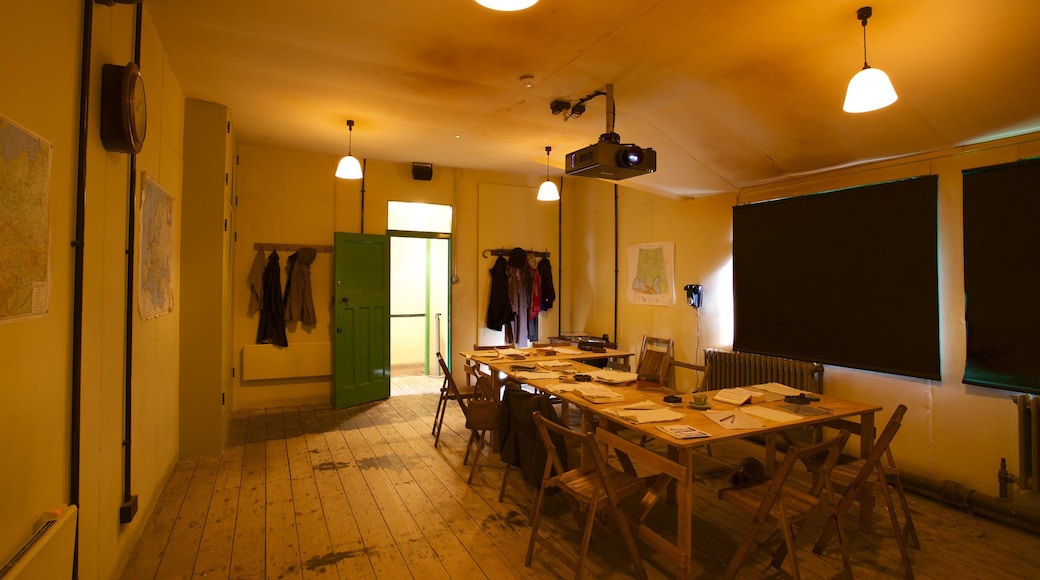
254, 243, 333, 253
482, 247, 551, 258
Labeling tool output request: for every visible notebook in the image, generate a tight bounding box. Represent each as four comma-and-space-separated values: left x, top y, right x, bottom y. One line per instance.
713, 387, 756, 406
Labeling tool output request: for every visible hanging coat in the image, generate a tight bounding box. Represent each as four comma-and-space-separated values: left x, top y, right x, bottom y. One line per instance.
538, 256, 556, 311
284, 247, 317, 324
506, 263, 533, 346
485, 256, 512, 331
256, 250, 288, 346
247, 249, 265, 315
496, 387, 565, 487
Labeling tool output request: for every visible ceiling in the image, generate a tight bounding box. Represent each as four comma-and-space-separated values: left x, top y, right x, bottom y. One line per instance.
145, 0, 1040, 198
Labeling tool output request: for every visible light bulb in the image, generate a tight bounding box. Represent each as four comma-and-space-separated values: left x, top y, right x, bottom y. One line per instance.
475, 0, 538, 11
843, 66, 898, 113
537, 180, 559, 201
335, 155, 363, 179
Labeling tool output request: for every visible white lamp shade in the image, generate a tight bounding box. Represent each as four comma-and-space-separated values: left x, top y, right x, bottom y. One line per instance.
537, 179, 559, 201
335, 155, 363, 179
475, 0, 538, 10
843, 66, 898, 113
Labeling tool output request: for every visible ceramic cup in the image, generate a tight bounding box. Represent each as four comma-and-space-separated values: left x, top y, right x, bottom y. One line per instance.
692, 393, 708, 407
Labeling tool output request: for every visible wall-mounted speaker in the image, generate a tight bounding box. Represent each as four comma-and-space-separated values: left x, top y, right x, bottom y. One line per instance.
412, 162, 433, 181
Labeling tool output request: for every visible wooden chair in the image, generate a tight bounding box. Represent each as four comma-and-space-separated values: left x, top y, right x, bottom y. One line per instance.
432, 352, 475, 448
526, 412, 665, 580
813, 404, 917, 579
456, 373, 499, 484
717, 430, 852, 580
635, 335, 673, 388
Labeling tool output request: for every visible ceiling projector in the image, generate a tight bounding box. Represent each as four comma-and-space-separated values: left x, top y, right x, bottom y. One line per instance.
565, 134, 656, 180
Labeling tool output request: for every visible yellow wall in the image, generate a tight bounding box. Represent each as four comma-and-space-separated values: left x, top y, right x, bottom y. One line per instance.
4, 6, 1040, 578
235, 132, 1040, 502
0, 3, 183, 579
232, 149, 559, 406
734, 134, 1040, 498
570, 132, 1040, 500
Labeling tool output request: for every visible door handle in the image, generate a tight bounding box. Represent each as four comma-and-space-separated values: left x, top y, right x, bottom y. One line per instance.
341, 297, 349, 303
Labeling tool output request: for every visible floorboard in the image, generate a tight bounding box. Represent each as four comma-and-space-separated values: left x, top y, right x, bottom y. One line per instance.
122, 374, 1040, 579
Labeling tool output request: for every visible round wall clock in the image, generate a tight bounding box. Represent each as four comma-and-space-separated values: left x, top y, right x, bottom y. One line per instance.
100, 61, 147, 154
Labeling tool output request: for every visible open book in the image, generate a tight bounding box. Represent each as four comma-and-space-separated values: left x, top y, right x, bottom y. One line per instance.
713, 387, 756, 406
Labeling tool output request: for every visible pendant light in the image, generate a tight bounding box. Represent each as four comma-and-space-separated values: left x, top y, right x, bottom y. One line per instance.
843, 6, 897, 113
475, 0, 538, 11
537, 146, 559, 201
335, 119, 363, 179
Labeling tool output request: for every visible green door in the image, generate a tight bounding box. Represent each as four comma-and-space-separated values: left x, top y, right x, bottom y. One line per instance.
333, 232, 390, 408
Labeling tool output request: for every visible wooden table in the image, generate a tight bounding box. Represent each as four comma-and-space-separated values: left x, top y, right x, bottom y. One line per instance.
460, 346, 635, 395
488, 360, 881, 580
459, 345, 634, 366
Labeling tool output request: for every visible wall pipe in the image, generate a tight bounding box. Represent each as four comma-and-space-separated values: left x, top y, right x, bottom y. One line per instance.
557, 178, 562, 334
72, 0, 94, 513
70, 2, 96, 577
117, 2, 143, 525
900, 470, 1040, 535
612, 184, 619, 343
359, 158, 367, 234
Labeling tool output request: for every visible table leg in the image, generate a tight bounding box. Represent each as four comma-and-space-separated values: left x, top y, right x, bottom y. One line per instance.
859, 412, 876, 532
677, 447, 693, 580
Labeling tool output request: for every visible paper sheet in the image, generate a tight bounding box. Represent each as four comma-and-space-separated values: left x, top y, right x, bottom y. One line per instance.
618, 399, 660, 410
749, 382, 806, 396
515, 371, 560, 381
742, 406, 801, 423
608, 407, 685, 424
702, 409, 765, 429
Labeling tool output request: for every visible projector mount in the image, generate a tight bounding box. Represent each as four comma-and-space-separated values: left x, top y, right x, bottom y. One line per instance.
550, 84, 626, 141
551, 88, 607, 121
562, 84, 657, 180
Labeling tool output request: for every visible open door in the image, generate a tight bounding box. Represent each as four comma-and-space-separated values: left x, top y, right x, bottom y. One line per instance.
333, 232, 390, 408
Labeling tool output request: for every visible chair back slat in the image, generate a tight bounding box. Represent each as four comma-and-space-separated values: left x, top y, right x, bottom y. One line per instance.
844, 404, 908, 495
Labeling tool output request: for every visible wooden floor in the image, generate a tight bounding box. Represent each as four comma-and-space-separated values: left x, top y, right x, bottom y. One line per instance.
122, 374, 1040, 579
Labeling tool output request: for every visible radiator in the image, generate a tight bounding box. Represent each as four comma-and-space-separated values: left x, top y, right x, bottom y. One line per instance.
703, 349, 823, 393
0, 505, 77, 580
241, 342, 332, 380
1016, 395, 1040, 493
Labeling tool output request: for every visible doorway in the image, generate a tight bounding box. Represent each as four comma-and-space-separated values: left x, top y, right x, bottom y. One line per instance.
387, 201, 453, 379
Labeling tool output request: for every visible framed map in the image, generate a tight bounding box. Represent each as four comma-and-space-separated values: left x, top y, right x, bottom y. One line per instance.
627, 241, 675, 306
0, 115, 51, 323
138, 174, 174, 319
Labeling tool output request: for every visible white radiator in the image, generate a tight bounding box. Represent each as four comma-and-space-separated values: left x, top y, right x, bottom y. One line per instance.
0, 505, 77, 580
1016, 394, 1040, 493
241, 342, 332, 380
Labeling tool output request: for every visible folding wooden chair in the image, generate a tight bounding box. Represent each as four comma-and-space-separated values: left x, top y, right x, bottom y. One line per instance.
525, 412, 660, 580
459, 374, 499, 484
718, 430, 852, 580
634, 335, 674, 388
432, 352, 475, 448
814, 404, 917, 579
